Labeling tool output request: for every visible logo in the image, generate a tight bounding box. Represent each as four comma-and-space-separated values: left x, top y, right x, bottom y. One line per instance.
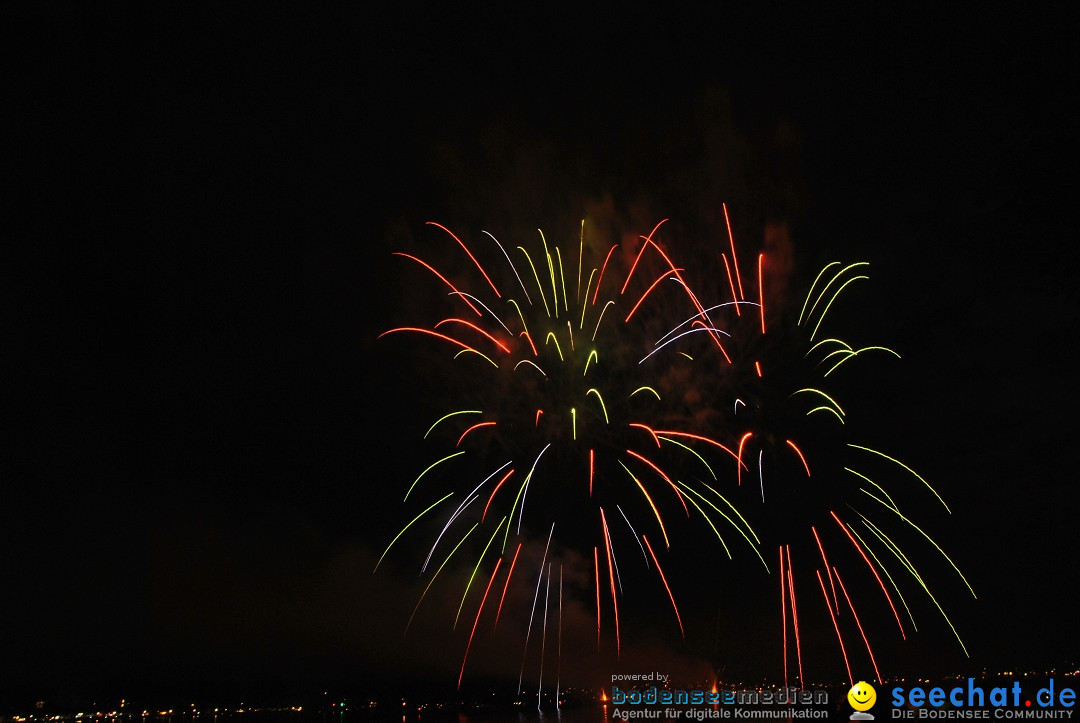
848, 681, 877, 720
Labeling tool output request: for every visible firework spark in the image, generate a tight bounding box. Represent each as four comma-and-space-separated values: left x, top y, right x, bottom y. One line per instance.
673, 212, 975, 685
377, 209, 972, 691
377, 219, 762, 693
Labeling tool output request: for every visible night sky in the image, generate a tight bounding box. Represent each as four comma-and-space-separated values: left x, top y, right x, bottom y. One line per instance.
7, 3, 1079, 708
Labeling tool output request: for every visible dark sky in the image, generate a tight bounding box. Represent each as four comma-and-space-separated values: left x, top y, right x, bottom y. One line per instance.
6, 3, 1079, 708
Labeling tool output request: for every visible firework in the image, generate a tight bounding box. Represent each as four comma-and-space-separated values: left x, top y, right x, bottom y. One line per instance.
673, 210, 976, 686
376, 209, 973, 692
376, 219, 763, 696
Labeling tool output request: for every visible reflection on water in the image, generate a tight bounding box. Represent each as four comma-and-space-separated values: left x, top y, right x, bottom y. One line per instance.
336, 703, 633, 723
448, 706, 617, 723
5, 702, 690, 723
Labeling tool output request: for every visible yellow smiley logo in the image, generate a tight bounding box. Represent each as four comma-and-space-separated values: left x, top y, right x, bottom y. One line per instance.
848, 681, 877, 711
